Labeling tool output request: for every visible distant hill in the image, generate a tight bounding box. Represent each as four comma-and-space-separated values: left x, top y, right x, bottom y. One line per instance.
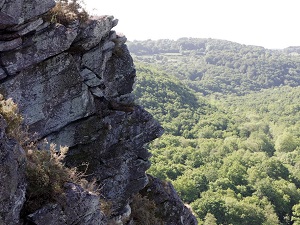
128, 38, 300, 95
133, 62, 212, 138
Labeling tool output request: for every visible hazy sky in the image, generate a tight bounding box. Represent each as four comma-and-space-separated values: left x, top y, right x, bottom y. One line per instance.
84, 0, 300, 49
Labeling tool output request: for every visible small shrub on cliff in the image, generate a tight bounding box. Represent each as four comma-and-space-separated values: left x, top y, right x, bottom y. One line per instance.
130, 193, 164, 225
0, 95, 23, 138
24, 144, 74, 213
44, 0, 89, 25
0, 96, 97, 215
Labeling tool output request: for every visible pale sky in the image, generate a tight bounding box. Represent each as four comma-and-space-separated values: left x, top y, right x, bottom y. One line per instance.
84, 0, 300, 49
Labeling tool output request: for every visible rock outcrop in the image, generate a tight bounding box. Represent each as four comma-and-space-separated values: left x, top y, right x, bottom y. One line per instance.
27, 183, 105, 225
0, 0, 197, 224
0, 115, 26, 225
140, 175, 198, 225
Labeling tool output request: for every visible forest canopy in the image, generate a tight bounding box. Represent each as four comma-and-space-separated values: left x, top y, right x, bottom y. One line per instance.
131, 38, 300, 225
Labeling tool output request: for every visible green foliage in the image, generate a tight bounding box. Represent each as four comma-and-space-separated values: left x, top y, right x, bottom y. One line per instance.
133, 52, 300, 224
203, 213, 217, 225
134, 62, 210, 138
292, 203, 300, 225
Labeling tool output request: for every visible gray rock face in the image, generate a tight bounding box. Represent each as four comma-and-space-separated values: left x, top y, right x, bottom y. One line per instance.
63, 106, 163, 212
0, 37, 22, 51
73, 16, 118, 50
0, 0, 163, 222
1, 24, 78, 76
1, 53, 95, 138
0, 0, 55, 28
0, 0, 196, 224
27, 183, 105, 225
0, 116, 26, 225
140, 175, 198, 225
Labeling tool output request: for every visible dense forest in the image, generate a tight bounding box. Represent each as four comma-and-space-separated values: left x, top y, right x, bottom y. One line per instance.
129, 38, 300, 225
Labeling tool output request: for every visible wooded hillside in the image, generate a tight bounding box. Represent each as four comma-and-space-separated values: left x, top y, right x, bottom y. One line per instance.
131, 39, 300, 225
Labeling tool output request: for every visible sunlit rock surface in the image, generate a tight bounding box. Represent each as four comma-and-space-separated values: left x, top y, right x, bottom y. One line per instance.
0, 0, 197, 224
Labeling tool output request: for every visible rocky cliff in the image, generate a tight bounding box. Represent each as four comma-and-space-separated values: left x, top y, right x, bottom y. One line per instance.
0, 1, 197, 224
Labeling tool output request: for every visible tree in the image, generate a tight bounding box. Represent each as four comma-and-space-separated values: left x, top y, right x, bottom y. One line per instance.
203, 213, 217, 225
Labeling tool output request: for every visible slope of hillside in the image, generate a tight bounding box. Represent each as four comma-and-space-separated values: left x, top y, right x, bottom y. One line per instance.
133, 55, 300, 224
134, 62, 213, 138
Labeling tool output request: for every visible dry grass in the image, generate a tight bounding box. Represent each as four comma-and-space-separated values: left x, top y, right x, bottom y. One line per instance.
44, 0, 89, 26
130, 193, 164, 225
0, 95, 100, 214
0, 95, 23, 138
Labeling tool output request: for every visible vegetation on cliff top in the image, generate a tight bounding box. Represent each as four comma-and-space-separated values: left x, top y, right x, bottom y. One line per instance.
44, 0, 89, 25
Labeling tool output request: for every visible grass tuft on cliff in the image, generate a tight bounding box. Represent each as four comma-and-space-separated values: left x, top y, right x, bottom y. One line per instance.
44, 0, 89, 25
0, 95, 98, 214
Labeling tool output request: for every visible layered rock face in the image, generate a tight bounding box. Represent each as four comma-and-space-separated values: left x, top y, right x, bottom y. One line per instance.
0, 1, 197, 224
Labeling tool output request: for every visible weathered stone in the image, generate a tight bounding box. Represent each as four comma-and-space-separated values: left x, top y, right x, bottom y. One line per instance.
81, 45, 103, 73
64, 106, 163, 213
102, 40, 115, 51
115, 93, 135, 105
0, 68, 7, 80
0, 0, 5, 8
73, 16, 117, 50
0, 32, 20, 41
80, 68, 96, 80
1, 24, 77, 75
0, 116, 26, 225
81, 43, 113, 77
36, 21, 51, 32
27, 204, 67, 225
7, 18, 44, 36
0, 0, 55, 27
114, 34, 127, 45
90, 87, 105, 97
80, 68, 102, 87
0, 37, 22, 52
109, 31, 117, 40
103, 42, 136, 100
0, 11, 19, 29
27, 183, 106, 225
0, 53, 95, 138
140, 175, 198, 225
63, 183, 105, 224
